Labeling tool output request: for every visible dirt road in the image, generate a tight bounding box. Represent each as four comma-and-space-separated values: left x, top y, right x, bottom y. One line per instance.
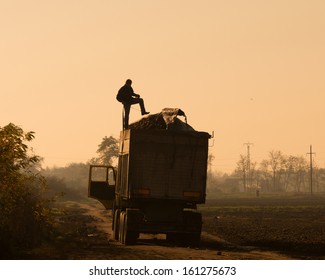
45, 200, 293, 260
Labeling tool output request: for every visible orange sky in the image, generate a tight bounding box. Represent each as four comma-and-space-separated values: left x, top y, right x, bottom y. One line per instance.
1, 0, 325, 172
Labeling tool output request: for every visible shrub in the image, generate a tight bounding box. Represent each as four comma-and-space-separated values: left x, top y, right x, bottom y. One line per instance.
0, 123, 51, 257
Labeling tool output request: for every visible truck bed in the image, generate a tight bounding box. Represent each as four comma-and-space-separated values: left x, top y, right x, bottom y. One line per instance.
118, 129, 210, 203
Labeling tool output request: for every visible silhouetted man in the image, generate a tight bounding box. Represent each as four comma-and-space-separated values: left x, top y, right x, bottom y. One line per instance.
116, 79, 149, 129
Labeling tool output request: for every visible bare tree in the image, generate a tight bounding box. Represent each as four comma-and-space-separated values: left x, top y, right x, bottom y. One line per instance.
208, 153, 215, 173
235, 154, 256, 192
268, 150, 286, 191
235, 154, 247, 192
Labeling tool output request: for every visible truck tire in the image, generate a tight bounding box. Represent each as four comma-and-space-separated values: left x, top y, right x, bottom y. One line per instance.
119, 211, 125, 243
122, 213, 138, 245
112, 209, 120, 241
111, 203, 116, 231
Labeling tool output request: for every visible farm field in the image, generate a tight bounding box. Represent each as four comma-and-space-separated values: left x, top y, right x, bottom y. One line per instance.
201, 193, 325, 259
17, 193, 325, 260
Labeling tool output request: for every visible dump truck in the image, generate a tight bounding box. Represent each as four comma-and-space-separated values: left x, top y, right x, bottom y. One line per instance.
88, 109, 210, 245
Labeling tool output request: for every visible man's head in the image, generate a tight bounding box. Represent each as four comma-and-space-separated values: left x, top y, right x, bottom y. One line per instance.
126, 79, 132, 86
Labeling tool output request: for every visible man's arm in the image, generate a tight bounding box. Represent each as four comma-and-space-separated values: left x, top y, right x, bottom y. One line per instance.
130, 87, 140, 98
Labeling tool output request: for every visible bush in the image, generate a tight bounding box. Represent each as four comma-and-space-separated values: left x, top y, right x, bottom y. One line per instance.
0, 123, 52, 257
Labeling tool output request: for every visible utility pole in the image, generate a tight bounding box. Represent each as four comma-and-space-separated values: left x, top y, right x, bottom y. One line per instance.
306, 145, 315, 195
244, 142, 254, 190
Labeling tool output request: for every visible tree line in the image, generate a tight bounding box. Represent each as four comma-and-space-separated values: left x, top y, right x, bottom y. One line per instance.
42, 135, 119, 199
208, 150, 325, 194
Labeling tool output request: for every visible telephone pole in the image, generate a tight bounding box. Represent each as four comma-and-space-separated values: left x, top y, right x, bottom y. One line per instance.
244, 142, 254, 190
307, 145, 315, 194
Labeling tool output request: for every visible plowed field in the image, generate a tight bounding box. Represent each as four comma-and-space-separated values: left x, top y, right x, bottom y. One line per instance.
22, 194, 325, 260
201, 194, 325, 259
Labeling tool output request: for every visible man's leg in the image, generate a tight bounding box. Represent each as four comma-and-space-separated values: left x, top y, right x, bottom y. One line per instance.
138, 98, 149, 115
130, 98, 149, 115
123, 104, 131, 129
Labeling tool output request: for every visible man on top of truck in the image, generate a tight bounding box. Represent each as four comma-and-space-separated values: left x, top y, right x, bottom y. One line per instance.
116, 79, 149, 129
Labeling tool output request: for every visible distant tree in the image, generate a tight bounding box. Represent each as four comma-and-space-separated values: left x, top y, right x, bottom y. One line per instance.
91, 136, 119, 166
258, 159, 272, 191
282, 155, 308, 192
293, 156, 309, 192
235, 154, 248, 192
315, 168, 325, 192
42, 136, 119, 199
207, 171, 240, 194
207, 153, 215, 173
42, 162, 89, 197
269, 150, 284, 191
235, 154, 257, 192
256, 151, 312, 193
261, 150, 286, 191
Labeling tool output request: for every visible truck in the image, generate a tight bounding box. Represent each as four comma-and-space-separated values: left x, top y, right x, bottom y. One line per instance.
88, 109, 210, 245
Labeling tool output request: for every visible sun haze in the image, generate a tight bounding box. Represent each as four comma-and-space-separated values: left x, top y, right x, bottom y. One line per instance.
1, 0, 325, 172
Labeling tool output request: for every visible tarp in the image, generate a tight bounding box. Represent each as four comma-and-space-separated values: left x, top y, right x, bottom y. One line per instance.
129, 108, 195, 131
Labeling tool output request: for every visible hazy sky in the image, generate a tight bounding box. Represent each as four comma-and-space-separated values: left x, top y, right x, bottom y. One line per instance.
1, 0, 325, 172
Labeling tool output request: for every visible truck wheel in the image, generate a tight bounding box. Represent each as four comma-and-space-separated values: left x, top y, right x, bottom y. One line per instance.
112, 209, 120, 241
122, 214, 137, 245
119, 212, 125, 243
111, 203, 116, 231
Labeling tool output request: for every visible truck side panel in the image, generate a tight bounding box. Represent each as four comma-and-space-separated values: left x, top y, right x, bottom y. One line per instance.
119, 129, 209, 203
